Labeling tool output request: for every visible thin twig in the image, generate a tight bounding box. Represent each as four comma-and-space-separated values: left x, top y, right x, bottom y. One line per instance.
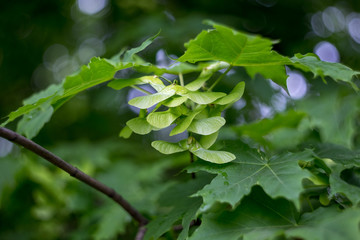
190, 152, 196, 179
173, 219, 201, 231
179, 73, 184, 87
135, 225, 147, 240
0, 127, 148, 225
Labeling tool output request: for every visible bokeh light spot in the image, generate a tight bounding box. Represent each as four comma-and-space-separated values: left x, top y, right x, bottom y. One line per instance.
314, 41, 340, 63
347, 14, 360, 44
77, 0, 108, 15
286, 70, 307, 99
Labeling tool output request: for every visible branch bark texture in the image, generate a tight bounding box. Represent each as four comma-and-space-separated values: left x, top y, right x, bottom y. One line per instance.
0, 127, 148, 225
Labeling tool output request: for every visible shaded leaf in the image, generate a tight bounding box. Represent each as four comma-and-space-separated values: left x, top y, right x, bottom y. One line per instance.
144, 175, 211, 240
297, 90, 359, 148
233, 110, 308, 149
291, 53, 360, 90
188, 142, 312, 209
329, 165, 360, 205
17, 103, 54, 139
189, 186, 298, 240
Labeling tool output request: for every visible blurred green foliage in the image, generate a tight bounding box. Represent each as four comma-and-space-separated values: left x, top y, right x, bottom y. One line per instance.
1, 0, 360, 239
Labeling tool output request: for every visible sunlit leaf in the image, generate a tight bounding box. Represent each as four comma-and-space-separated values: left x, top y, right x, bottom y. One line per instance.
185, 61, 230, 91
108, 75, 165, 92
214, 81, 245, 105
128, 85, 177, 109
162, 96, 188, 107
190, 148, 235, 164
183, 91, 226, 105
199, 131, 219, 149
119, 125, 132, 139
178, 21, 290, 87
151, 140, 187, 154
126, 117, 154, 135
147, 109, 181, 129
170, 105, 206, 136
188, 116, 225, 135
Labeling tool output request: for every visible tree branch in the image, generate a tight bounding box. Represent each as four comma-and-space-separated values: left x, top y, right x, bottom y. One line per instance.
0, 127, 148, 226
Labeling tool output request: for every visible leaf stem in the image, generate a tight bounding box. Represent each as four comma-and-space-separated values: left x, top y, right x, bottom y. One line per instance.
179, 73, 184, 87
0, 127, 149, 225
208, 65, 233, 91
131, 85, 152, 95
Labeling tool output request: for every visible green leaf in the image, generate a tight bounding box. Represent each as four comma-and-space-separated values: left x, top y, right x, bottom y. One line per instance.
170, 105, 206, 136
119, 125, 132, 139
1, 84, 63, 127
17, 103, 54, 139
128, 85, 177, 109
151, 140, 187, 154
285, 207, 360, 240
122, 31, 160, 63
313, 143, 360, 167
185, 61, 230, 91
188, 116, 226, 135
162, 96, 188, 107
213, 81, 245, 105
108, 75, 165, 92
126, 117, 155, 135
188, 142, 312, 209
147, 109, 181, 129
61, 57, 118, 99
233, 110, 308, 149
189, 186, 298, 240
329, 165, 360, 205
144, 175, 211, 240
297, 90, 359, 148
190, 186, 360, 240
93, 206, 130, 239
199, 131, 219, 149
291, 53, 360, 90
178, 21, 290, 87
184, 91, 226, 104
191, 148, 235, 164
